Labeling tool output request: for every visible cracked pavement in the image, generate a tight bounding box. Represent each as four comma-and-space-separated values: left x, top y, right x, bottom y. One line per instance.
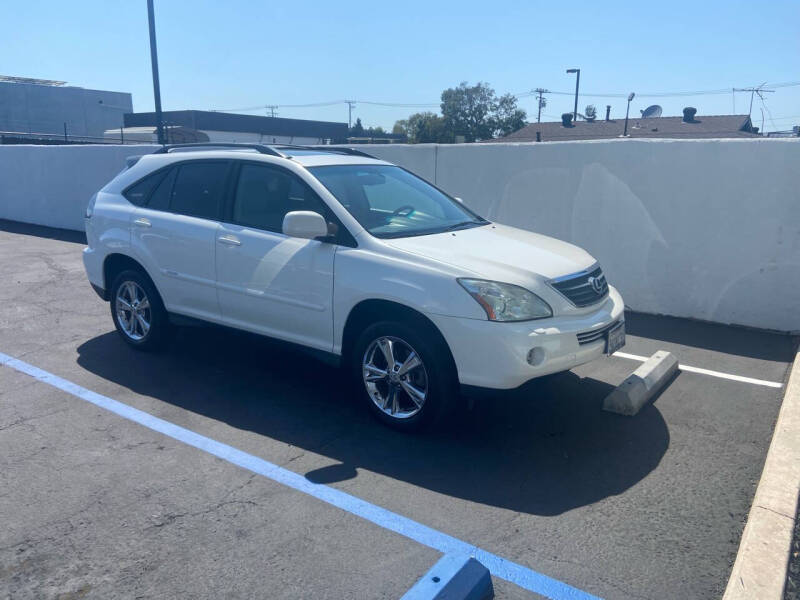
1, 220, 797, 599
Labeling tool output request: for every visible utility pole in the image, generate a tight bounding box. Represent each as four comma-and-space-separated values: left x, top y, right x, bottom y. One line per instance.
146, 0, 165, 145
733, 83, 774, 119
535, 88, 548, 123
345, 101, 356, 129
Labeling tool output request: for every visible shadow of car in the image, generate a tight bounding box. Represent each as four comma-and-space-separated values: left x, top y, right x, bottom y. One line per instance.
76, 324, 670, 517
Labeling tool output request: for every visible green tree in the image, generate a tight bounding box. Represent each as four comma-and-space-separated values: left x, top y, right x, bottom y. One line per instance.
349, 117, 364, 137
365, 125, 386, 136
393, 112, 452, 143
492, 93, 527, 137
440, 82, 526, 141
350, 118, 389, 138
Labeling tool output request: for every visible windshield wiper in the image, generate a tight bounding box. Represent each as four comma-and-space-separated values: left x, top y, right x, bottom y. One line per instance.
443, 220, 482, 232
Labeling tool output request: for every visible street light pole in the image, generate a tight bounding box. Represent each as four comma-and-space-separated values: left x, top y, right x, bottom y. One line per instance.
623, 92, 635, 137
147, 0, 165, 145
566, 68, 580, 122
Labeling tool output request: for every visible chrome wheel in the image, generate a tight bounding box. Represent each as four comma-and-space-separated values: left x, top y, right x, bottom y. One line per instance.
115, 281, 151, 341
362, 336, 428, 419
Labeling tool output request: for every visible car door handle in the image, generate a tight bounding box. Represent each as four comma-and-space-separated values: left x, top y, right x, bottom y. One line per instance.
217, 235, 241, 246
133, 217, 151, 228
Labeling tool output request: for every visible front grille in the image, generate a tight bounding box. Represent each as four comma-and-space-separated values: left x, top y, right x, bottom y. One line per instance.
549, 264, 609, 307
576, 320, 620, 345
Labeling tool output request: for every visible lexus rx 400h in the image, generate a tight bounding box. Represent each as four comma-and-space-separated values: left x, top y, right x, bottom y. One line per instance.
83, 143, 625, 430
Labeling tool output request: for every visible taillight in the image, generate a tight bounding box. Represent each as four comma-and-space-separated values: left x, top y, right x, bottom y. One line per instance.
85, 193, 97, 219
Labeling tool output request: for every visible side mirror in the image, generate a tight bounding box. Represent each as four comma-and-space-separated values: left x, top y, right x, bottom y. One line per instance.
282, 211, 329, 240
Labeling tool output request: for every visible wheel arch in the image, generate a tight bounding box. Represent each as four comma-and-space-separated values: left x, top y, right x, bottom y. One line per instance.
103, 253, 163, 305
340, 299, 456, 372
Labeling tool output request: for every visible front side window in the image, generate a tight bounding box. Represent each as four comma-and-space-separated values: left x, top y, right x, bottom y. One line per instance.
169, 162, 230, 219
231, 163, 330, 233
308, 165, 487, 238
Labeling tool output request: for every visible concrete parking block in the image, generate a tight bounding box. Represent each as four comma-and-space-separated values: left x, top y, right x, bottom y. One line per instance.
401, 554, 493, 600
603, 350, 679, 415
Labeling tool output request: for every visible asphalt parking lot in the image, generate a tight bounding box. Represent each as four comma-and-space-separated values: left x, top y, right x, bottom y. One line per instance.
1, 219, 797, 600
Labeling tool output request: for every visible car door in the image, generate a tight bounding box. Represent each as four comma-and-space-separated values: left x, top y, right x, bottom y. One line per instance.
130, 160, 231, 322
215, 162, 337, 352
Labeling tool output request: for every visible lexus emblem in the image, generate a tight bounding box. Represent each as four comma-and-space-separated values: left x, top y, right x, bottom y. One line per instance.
588, 276, 604, 294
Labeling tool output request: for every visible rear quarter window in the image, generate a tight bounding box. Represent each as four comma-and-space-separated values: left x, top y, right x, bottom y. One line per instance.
123, 170, 167, 206
147, 168, 177, 211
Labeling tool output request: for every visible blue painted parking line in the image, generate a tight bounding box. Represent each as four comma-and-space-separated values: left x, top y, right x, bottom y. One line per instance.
401, 554, 493, 600
0, 351, 601, 600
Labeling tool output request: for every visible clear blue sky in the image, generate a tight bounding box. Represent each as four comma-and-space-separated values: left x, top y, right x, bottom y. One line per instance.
3, 0, 799, 132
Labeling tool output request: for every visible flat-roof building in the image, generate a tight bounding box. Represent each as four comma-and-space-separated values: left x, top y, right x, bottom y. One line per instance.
0, 75, 132, 142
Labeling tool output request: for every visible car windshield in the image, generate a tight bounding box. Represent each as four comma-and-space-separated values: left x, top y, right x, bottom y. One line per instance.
308, 164, 488, 239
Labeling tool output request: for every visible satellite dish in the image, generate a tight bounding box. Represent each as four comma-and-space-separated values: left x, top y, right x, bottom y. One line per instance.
640, 104, 663, 118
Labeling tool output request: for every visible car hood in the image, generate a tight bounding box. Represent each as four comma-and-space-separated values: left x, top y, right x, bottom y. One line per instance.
384, 223, 596, 284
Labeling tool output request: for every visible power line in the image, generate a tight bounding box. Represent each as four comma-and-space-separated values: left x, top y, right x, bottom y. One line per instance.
208, 81, 800, 116
357, 100, 439, 108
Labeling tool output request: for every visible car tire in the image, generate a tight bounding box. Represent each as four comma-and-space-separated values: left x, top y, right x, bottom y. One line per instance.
110, 269, 169, 351
352, 320, 457, 431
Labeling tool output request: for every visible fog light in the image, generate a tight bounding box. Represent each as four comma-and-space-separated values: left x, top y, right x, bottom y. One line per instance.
527, 347, 545, 366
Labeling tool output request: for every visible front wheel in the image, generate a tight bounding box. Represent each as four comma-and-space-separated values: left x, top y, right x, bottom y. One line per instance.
352, 321, 457, 431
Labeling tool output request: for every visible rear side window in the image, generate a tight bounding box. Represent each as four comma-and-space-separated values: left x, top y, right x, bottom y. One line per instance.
169, 162, 230, 219
123, 171, 166, 206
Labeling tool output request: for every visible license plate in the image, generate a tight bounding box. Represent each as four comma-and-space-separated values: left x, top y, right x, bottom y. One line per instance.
606, 322, 626, 355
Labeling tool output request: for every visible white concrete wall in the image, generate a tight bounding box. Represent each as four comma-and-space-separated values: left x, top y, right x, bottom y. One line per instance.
1, 139, 798, 331
0, 144, 158, 231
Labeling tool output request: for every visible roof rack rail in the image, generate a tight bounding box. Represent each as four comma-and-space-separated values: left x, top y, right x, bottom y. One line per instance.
274, 144, 376, 159
153, 143, 285, 157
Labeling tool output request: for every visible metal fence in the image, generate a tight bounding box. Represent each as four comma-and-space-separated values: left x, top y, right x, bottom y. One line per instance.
0, 129, 152, 146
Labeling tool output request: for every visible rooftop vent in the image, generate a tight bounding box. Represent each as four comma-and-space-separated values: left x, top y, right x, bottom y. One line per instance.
682, 107, 697, 123
561, 113, 574, 127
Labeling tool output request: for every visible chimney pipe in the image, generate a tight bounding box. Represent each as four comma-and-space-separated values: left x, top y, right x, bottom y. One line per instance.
682, 107, 697, 123
605, 105, 611, 121
561, 113, 574, 127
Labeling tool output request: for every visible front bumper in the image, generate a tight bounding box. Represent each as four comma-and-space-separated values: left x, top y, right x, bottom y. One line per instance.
427, 286, 625, 389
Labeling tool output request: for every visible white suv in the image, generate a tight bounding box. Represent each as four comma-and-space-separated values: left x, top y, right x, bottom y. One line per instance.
83, 143, 625, 430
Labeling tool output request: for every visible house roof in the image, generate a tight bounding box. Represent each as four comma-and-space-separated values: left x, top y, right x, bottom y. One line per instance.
492, 114, 758, 142
124, 110, 347, 139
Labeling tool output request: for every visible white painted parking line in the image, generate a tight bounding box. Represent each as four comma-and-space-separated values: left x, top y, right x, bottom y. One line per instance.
0, 351, 600, 600
613, 351, 784, 389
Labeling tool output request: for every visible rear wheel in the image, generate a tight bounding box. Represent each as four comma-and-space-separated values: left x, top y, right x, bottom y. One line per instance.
352, 320, 457, 431
110, 269, 168, 351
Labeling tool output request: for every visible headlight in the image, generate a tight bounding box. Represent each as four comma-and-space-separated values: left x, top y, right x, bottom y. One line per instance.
458, 278, 552, 321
